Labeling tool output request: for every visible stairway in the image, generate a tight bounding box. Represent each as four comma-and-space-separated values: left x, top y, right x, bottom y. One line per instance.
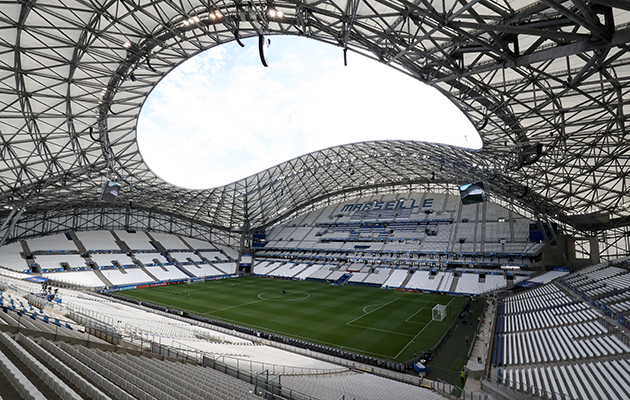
449, 275, 460, 292
399, 271, 414, 288
94, 269, 114, 287
172, 262, 195, 278
141, 266, 159, 282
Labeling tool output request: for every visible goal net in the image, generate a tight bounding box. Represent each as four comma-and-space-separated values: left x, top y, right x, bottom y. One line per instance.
432, 304, 447, 322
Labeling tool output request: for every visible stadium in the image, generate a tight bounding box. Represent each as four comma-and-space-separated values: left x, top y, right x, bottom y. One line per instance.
1, 0, 630, 399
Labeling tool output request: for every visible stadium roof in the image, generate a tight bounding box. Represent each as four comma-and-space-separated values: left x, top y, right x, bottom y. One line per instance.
1, 0, 630, 240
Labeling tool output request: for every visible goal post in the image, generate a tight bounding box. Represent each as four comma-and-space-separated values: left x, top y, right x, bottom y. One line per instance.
432, 304, 447, 322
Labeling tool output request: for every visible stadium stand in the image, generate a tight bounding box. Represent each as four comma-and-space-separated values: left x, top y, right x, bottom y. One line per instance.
527, 270, 570, 285
282, 371, 447, 400
488, 261, 630, 400
144, 265, 190, 281
114, 230, 154, 251
133, 253, 170, 266
0, 331, 261, 400
214, 262, 238, 275
0, 272, 458, 400
88, 253, 120, 269
259, 194, 540, 293
42, 270, 106, 287
182, 263, 224, 278
34, 254, 87, 272
6, 2, 630, 398
149, 232, 188, 250
0, 206, 625, 400
168, 251, 204, 264
199, 251, 229, 262
74, 231, 119, 252
26, 235, 78, 252
0, 242, 30, 273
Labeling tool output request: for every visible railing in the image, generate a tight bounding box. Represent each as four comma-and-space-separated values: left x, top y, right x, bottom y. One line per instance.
482, 376, 579, 400
208, 353, 347, 376
204, 358, 319, 400
96, 294, 442, 385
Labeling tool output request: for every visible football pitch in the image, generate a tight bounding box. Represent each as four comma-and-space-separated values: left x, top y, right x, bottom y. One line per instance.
119, 276, 467, 363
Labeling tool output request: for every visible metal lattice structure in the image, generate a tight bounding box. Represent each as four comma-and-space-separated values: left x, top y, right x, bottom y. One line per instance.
1, 0, 629, 255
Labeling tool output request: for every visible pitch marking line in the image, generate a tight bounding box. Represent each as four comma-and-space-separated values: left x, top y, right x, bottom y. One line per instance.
405, 307, 425, 323
363, 305, 379, 314
257, 291, 310, 301
204, 315, 394, 359
394, 297, 457, 359
346, 298, 399, 326
346, 324, 416, 337
203, 299, 265, 314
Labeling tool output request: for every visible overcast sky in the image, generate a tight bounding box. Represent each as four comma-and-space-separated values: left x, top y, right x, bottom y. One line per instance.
137, 36, 482, 189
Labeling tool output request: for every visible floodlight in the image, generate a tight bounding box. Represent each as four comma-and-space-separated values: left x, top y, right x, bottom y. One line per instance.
268, 7, 283, 18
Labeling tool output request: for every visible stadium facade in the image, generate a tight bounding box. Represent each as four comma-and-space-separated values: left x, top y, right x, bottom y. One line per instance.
1, 0, 629, 263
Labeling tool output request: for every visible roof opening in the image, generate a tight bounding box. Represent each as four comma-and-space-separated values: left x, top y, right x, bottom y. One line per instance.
137, 36, 482, 189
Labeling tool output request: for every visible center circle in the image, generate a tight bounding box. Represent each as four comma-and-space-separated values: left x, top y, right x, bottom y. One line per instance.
258, 291, 310, 301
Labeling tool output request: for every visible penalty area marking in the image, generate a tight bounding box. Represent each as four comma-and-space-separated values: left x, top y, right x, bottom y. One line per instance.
394, 296, 457, 359
258, 291, 310, 301
405, 307, 425, 324
363, 304, 383, 314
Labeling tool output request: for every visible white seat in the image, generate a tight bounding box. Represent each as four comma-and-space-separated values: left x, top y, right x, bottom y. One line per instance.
516, 333, 523, 364
602, 335, 622, 354
582, 338, 600, 357
606, 361, 630, 397
528, 331, 540, 363
525, 368, 534, 395
551, 366, 569, 399
573, 363, 597, 400
591, 337, 609, 356
589, 362, 620, 400
531, 367, 541, 398
547, 330, 563, 361
610, 335, 630, 352
560, 365, 580, 400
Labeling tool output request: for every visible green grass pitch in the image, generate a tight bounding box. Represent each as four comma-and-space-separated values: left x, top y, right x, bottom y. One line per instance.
120, 276, 467, 363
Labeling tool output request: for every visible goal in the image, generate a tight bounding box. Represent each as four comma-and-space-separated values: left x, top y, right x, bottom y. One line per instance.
432, 304, 447, 322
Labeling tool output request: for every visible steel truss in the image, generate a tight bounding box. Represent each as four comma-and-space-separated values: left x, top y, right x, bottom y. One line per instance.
0, 0, 629, 258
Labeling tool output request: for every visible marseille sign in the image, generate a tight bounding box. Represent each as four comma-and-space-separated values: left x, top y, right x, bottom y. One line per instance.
340, 198, 434, 213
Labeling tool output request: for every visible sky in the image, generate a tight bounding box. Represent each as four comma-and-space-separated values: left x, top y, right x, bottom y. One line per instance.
137, 36, 482, 190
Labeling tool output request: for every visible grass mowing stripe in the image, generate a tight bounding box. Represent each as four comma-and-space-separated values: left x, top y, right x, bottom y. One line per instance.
119, 276, 467, 362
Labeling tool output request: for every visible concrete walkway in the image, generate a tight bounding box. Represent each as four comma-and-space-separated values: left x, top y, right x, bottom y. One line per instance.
463, 297, 499, 400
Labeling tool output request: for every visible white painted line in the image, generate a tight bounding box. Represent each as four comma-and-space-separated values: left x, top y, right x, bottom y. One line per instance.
394, 297, 457, 359
405, 307, 425, 323
346, 298, 399, 326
